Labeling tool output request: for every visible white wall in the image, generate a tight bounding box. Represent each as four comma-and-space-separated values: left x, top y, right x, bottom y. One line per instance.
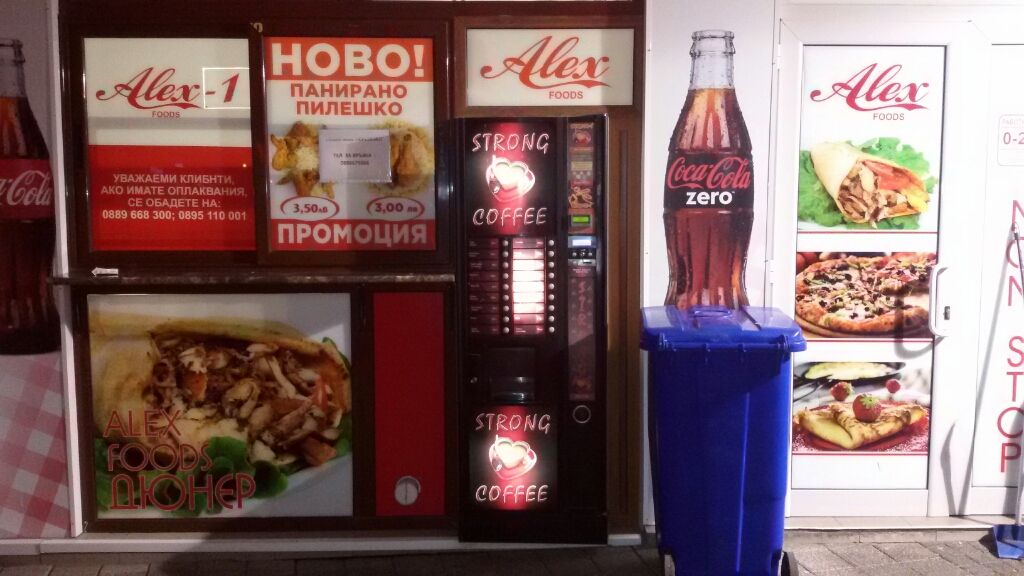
641, 0, 778, 525
0, 0, 53, 149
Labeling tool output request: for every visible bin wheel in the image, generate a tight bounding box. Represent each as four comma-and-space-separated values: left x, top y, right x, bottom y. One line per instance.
781, 551, 800, 576
661, 552, 675, 576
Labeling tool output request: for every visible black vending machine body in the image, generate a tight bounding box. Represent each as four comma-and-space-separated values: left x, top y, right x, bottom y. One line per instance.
455, 116, 607, 543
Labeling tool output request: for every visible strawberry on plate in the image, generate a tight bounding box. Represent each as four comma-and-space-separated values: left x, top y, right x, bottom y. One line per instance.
886, 379, 901, 394
830, 381, 853, 402
852, 394, 882, 422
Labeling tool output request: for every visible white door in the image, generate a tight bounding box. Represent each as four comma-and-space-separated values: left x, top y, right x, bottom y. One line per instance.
966, 44, 1024, 515
769, 19, 989, 516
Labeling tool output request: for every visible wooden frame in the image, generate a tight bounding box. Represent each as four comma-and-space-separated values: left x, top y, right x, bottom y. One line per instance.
453, 16, 644, 118
250, 20, 455, 269
58, 0, 646, 537
452, 16, 645, 535
73, 282, 458, 533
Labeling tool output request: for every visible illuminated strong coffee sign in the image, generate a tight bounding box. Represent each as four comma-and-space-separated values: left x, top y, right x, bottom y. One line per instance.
469, 406, 557, 510
464, 119, 557, 237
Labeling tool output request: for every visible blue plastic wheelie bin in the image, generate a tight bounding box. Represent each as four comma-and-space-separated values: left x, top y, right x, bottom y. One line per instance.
641, 305, 807, 576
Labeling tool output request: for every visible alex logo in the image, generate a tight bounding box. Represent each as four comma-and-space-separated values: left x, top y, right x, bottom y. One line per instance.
479, 35, 610, 91
95, 67, 201, 110
810, 63, 929, 112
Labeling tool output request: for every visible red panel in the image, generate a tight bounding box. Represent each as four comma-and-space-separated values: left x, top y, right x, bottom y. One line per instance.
374, 292, 446, 516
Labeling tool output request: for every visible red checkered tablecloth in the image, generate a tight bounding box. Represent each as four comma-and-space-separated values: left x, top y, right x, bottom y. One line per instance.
0, 353, 71, 538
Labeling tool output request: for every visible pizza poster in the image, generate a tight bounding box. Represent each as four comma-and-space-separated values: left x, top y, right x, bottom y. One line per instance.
84, 38, 255, 251
87, 293, 353, 519
798, 46, 944, 234
469, 406, 556, 510
264, 37, 436, 251
972, 46, 1024, 487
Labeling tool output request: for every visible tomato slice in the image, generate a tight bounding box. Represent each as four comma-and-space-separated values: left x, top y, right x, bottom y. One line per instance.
864, 161, 912, 190
312, 378, 329, 411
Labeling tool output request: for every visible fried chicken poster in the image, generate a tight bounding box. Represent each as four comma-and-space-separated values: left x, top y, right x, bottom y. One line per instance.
265, 38, 436, 251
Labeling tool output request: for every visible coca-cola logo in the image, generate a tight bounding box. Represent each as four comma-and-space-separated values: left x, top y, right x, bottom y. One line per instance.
810, 63, 928, 112
0, 169, 53, 208
666, 156, 751, 191
479, 36, 610, 90
95, 68, 201, 110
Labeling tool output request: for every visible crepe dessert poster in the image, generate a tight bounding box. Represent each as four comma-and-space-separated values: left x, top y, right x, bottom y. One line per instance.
264, 37, 436, 251
87, 294, 353, 518
798, 46, 944, 232
789, 353, 933, 490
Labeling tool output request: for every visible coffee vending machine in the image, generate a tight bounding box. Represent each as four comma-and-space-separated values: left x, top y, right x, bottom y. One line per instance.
456, 117, 607, 543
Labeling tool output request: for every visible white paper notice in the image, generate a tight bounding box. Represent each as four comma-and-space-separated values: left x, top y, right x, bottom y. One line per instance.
998, 116, 1024, 167
319, 129, 392, 182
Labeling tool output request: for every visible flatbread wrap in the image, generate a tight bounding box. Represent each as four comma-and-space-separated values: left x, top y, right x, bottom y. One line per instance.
809, 142, 929, 226
92, 313, 351, 470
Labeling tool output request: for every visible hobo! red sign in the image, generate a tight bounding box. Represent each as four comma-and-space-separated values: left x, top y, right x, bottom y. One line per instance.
84, 38, 254, 251
264, 37, 437, 251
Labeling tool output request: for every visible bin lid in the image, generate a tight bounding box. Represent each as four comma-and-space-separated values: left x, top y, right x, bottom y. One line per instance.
640, 305, 807, 351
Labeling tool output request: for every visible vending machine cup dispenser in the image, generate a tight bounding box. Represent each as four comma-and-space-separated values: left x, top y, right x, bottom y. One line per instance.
456, 117, 607, 543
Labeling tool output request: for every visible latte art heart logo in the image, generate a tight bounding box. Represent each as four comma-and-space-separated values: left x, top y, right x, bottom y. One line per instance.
486, 155, 536, 203
488, 435, 537, 480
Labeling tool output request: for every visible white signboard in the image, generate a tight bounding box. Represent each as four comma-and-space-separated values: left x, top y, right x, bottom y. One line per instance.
466, 28, 634, 107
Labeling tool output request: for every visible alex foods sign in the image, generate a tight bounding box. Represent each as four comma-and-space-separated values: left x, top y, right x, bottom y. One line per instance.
466, 29, 634, 107
84, 38, 254, 252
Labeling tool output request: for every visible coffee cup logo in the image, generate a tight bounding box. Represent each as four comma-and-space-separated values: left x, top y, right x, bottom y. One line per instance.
488, 435, 537, 480
486, 155, 535, 202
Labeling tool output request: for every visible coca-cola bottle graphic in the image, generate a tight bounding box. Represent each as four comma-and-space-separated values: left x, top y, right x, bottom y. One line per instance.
663, 30, 754, 310
0, 39, 59, 354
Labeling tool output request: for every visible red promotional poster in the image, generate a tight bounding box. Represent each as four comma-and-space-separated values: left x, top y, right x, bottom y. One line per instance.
84, 38, 255, 251
264, 37, 436, 251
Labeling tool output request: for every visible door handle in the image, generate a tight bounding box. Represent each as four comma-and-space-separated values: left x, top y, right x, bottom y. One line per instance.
928, 265, 949, 338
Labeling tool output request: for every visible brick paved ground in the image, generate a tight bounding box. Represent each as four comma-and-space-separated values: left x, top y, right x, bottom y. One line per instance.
2, 539, 1024, 575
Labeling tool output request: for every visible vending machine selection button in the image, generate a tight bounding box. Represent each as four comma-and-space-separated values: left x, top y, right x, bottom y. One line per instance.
469, 325, 499, 336
513, 314, 544, 324
469, 303, 499, 314
468, 271, 499, 282
467, 238, 498, 249
514, 303, 545, 314
513, 325, 545, 336
468, 282, 499, 292
469, 314, 499, 325
513, 260, 544, 271
513, 249, 545, 260
467, 249, 499, 260
468, 260, 500, 271
468, 293, 500, 303
512, 238, 544, 249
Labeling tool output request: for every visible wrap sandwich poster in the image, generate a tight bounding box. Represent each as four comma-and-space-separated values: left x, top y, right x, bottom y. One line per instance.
88, 294, 353, 518
798, 46, 944, 234
264, 37, 436, 251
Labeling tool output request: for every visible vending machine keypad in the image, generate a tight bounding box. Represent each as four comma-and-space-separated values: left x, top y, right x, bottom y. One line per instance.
468, 236, 554, 338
